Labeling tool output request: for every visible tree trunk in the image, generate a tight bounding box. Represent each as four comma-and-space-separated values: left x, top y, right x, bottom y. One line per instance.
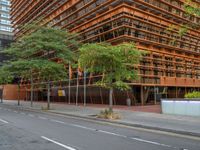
83, 68, 86, 106
30, 74, 33, 107
68, 62, 71, 104
109, 87, 113, 110
0, 85, 4, 103
76, 68, 79, 106
47, 81, 50, 110
17, 84, 20, 106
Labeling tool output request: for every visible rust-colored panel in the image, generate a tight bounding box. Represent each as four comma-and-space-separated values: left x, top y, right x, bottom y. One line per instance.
2, 84, 26, 100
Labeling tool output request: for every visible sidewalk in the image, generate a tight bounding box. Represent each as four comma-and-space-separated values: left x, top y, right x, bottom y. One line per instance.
1, 100, 200, 137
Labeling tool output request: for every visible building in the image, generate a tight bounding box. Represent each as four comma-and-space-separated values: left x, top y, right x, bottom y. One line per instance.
0, 0, 13, 62
10, 0, 200, 105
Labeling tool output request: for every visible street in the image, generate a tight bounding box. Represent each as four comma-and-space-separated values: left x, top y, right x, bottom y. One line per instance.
0, 104, 199, 150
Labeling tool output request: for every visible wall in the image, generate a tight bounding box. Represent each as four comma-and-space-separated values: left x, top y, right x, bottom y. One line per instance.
2, 84, 26, 100
161, 99, 200, 117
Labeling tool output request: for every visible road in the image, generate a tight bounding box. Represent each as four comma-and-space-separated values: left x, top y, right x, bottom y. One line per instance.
0, 104, 199, 150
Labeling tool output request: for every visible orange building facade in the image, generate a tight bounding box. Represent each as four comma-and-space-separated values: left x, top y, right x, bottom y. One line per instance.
10, 0, 200, 104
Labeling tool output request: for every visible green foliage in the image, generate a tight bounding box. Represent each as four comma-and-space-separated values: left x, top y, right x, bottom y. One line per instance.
78, 42, 142, 90
183, 0, 200, 30
178, 26, 188, 37
7, 59, 67, 82
3, 26, 78, 62
185, 91, 200, 99
0, 26, 78, 85
0, 66, 13, 85
98, 108, 121, 120
184, 0, 200, 16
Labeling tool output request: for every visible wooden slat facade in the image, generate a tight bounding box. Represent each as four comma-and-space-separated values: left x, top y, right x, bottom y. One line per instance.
10, 0, 200, 104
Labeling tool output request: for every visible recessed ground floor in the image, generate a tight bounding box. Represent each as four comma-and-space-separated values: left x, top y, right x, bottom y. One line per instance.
1, 84, 199, 106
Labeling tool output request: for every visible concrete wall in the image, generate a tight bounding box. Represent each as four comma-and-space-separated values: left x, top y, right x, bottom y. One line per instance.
1, 84, 26, 100
161, 99, 200, 117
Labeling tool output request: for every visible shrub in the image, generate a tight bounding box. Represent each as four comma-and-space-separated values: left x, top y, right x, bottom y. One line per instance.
97, 108, 121, 120
185, 91, 200, 99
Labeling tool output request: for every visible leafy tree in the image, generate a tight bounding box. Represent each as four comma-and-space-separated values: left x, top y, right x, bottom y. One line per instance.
1, 26, 79, 108
4, 26, 78, 62
78, 42, 142, 109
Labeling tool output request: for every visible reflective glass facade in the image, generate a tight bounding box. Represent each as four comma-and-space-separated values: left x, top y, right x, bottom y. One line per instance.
0, 0, 13, 63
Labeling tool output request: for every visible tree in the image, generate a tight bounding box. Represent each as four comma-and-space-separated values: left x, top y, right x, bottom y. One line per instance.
1, 26, 79, 109
78, 42, 142, 110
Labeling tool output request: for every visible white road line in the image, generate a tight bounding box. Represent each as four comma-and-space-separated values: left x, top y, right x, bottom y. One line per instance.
14, 111, 18, 113
70, 124, 96, 131
131, 137, 172, 148
38, 116, 47, 120
28, 114, 34, 117
98, 130, 127, 138
50, 119, 66, 124
41, 136, 77, 150
0, 118, 8, 124
20, 112, 25, 115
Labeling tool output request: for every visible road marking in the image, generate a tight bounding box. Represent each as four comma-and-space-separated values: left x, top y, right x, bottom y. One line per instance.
70, 124, 96, 131
14, 111, 18, 113
20, 112, 25, 115
131, 137, 172, 148
28, 114, 35, 117
0, 118, 8, 124
53, 122, 188, 149
41, 136, 77, 150
98, 130, 127, 138
38, 116, 47, 120
50, 119, 66, 124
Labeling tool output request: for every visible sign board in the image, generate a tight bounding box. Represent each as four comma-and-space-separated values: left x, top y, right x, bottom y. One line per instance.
58, 90, 66, 97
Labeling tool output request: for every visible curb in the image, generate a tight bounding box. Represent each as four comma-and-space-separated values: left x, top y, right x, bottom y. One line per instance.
1, 103, 200, 138
49, 111, 200, 138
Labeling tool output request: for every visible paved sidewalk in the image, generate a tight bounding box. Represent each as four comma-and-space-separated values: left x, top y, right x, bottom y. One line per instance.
1, 100, 200, 137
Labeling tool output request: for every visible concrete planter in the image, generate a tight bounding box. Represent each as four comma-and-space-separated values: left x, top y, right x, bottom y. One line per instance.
161, 99, 200, 117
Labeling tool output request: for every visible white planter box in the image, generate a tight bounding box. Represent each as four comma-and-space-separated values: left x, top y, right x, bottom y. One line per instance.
161, 99, 200, 117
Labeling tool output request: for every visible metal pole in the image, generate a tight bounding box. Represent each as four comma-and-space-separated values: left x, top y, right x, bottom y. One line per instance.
68, 62, 71, 104
83, 68, 86, 106
154, 86, 157, 105
76, 68, 79, 106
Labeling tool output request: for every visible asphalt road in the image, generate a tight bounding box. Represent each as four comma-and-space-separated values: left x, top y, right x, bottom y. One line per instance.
0, 104, 199, 150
